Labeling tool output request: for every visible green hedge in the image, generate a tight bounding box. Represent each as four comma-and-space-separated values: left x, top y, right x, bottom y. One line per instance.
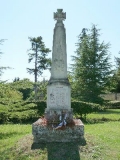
0, 101, 38, 123
0, 100, 103, 124
72, 101, 103, 118
106, 101, 120, 109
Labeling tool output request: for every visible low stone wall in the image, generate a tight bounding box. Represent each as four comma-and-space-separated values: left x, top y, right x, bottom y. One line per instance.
101, 93, 120, 101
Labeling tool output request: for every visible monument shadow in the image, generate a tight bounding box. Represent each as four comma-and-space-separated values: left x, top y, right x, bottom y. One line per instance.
31, 138, 86, 160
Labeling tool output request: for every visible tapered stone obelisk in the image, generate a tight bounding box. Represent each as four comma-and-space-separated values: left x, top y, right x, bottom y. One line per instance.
45, 9, 73, 121
51, 9, 67, 80
32, 9, 85, 143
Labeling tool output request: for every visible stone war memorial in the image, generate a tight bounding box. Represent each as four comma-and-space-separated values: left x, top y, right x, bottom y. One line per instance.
32, 9, 85, 143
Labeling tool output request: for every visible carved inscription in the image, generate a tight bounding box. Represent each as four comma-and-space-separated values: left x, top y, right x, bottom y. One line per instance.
49, 86, 68, 108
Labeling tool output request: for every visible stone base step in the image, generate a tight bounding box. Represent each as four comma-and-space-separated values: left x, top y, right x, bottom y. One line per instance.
32, 118, 85, 143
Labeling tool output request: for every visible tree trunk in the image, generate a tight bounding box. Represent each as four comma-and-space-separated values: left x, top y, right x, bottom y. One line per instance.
34, 46, 38, 100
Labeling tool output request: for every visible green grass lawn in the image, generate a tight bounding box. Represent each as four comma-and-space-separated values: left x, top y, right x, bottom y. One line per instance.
82, 122, 120, 160
0, 109, 120, 160
0, 124, 31, 153
86, 109, 120, 123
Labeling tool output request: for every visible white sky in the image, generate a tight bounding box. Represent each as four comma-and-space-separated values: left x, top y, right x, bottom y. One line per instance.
0, 0, 120, 82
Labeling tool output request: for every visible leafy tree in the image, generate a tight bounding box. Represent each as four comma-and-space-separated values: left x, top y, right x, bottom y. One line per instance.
37, 78, 48, 100
10, 78, 33, 100
0, 83, 23, 101
27, 36, 51, 100
13, 77, 20, 82
115, 52, 120, 68
110, 52, 120, 94
67, 71, 77, 100
27, 36, 51, 82
114, 52, 120, 93
28, 78, 48, 101
71, 25, 112, 104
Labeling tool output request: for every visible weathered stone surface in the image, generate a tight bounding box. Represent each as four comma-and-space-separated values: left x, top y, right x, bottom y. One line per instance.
47, 83, 71, 111
32, 118, 84, 142
50, 9, 67, 80
46, 9, 71, 117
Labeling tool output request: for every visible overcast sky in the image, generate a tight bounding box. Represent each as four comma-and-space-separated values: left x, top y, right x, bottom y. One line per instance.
0, 0, 120, 82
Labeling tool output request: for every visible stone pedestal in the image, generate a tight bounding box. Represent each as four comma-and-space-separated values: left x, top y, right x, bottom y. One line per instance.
46, 81, 73, 123
32, 118, 84, 143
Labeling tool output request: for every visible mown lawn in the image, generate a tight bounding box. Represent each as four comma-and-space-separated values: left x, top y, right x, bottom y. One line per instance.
86, 109, 120, 123
82, 122, 120, 160
0, 109, 120, 160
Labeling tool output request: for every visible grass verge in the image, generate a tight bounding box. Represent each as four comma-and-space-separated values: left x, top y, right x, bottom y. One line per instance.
79, 109, 120, 123
0, 109, 120, 160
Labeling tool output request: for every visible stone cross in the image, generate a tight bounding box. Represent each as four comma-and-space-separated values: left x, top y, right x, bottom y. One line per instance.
54, 9, 66, 21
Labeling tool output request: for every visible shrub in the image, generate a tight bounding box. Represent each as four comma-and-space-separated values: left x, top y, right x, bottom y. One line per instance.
106, 101, 120, 109
71, 101, 103, 119
35, 101, 46, 115
0, 83, 23, 101
0, 100, 103, 123
0, 100, 46, 124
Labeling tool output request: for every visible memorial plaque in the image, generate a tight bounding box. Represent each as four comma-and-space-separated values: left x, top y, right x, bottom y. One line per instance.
47, 85, 71, 110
